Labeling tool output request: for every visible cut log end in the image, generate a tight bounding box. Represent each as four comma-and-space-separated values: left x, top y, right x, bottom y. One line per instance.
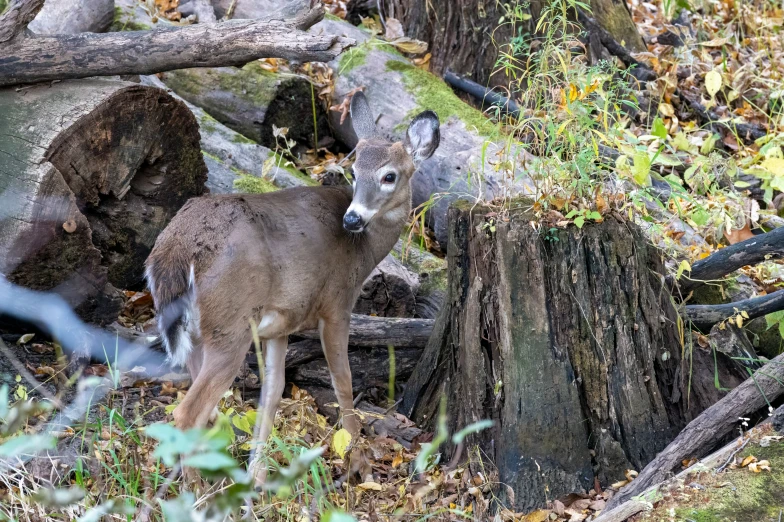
0, 80, 207, 324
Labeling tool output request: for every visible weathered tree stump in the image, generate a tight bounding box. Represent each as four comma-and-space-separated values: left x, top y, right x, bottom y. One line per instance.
0, 79, 207, 324
400, 202, 738, 511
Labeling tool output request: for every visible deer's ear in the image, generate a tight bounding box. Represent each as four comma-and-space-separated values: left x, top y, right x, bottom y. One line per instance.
350, 91, 376, 140
404, 110, 440, 164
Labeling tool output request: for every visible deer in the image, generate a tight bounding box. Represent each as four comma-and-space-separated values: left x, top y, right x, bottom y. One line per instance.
144, 92, 440, 486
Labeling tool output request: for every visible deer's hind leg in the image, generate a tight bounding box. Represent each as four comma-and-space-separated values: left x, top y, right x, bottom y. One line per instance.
173, 325, 251, 431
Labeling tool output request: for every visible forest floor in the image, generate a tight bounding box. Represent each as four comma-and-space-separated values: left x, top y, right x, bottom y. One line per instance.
2, 0, 784, 520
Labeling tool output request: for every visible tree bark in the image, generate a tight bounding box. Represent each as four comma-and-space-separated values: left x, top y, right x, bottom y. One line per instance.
296, 315, 434, 348
684, 290, 784, 331
387, 0, 645, 86
0, 79, 206, 324
28, 0, 114, 35
399, 202, 737, 512
604, 350, 784, 511
0, 1, 353, 87
671, 226, 784, 295
158, 64, 330, 149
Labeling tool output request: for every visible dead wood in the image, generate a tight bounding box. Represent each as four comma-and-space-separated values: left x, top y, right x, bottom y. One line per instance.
400, 203, 700, 511
603, 351, 784, 511
28, 0, 114, 35
684, 290, 784, 330
672, 226, 784, 294
0, 1, 353, 87
0, 79, 206, 324
681, 90, 768, 145
295, 314, 434, 348
159, 65, 329, 149
577, 12, 657, 82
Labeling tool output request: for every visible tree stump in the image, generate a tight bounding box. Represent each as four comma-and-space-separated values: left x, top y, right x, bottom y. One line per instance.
400, 202, 726, 511
0, 79, 207, 324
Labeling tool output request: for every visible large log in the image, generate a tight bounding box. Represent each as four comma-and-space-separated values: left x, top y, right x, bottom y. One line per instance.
0, 79, 206, 324
140, 74, 315, 192
28, 0, 114, 34
159, 64, 330, 149
296, 315, 434, 348
603, 351, 784, 512
0, 0, 353, 87
399, 202, 732, 512
316, 18, 530, 247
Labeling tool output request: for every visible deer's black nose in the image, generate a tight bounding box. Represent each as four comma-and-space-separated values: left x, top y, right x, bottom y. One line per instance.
343, 211, 363, 232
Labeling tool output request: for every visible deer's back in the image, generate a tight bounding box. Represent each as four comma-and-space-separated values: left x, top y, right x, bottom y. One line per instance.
148, 186, 371, 334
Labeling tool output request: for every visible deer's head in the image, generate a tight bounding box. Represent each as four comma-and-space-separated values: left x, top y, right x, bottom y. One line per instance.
342, 92, 440, 233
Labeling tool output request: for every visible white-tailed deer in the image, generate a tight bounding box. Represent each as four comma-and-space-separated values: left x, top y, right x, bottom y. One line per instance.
145, 92, 440, 485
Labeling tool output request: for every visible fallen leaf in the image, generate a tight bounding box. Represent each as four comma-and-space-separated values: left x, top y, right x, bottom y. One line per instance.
357, 481, 383, 491
705, 69, 723, 98
521, 509, 550, 522
724, 222, 754, 244
741, 455, 757, 467
331, 428, 352, 459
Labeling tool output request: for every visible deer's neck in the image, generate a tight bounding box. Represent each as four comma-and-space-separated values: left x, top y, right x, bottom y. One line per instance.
361, 200, 411, 267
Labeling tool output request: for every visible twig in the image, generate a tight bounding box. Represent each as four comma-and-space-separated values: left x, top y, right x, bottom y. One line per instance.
714, 435, 751, 473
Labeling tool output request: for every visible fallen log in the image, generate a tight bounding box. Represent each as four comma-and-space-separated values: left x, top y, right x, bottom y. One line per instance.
0, 79, 206, 324
159, 64, 329, 149
355, 255, 420, 318
295, 315, 434, 348
604, 351, 784, 511
0, 1, 353, 87
28, 0, 114, 34
316, 17, 531, 247
684, 290, 784, 330
140, 74, 315, 192
671, 226, 784, 294
289, 345, 422, 393
681, 90, 768, 145
212, 0, 310, 20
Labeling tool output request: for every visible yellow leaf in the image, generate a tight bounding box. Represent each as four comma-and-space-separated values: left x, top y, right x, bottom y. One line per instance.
568, 83, 579, 103
757, 460, 771, 471
331, 428, 352, 459
392, 452, 403, 468
741, 455, 757, 467
357, 481, 383, 491
705, 70, 723, 98
761, 157, 784, 176
659, 103, 675, 117
736, 315, 743, 328
699, 37, 729, 47
522, 509, 551, 522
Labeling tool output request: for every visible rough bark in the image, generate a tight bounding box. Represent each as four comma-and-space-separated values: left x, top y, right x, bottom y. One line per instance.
604, 351, 784, 511
672, 226, 784, 295
316, 18, 530, 248
159, 64, 330, 149
0, 79, 206, 324
387, 0, 645, 85
28, 0, 114, 35
0, 2, 353, 87
399, 202, 728, 512
684, 290, 784, 331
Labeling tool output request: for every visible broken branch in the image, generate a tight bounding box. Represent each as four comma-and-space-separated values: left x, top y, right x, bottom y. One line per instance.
0, 4, 354, 87
295, 315, 434, 348
684, 290, 784, 330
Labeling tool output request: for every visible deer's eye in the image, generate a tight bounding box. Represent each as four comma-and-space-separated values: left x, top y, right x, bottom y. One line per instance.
383, 173, 397, 184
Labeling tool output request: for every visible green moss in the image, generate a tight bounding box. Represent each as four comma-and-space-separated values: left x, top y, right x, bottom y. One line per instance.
109, 6, 151, 31
233, 174, 278, 194
216, 62, 280, 107
0, 0, 8, 14
230, 132, 255, 145
324, 12, 343, 21
385, 60, 500, 138
197, 112, 219, 135
339, 40, 403, 74
268, 152, 318, 186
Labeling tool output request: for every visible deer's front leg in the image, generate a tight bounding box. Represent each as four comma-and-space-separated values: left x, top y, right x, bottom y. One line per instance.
249, 336, 288, 488
319, 317, 361, 437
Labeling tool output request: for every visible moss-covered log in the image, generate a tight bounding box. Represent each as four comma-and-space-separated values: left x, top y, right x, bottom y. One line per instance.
400, 202, 751, 511
0, 79, 206, 324
317, 18, 530, 248
159, 64, 331, 149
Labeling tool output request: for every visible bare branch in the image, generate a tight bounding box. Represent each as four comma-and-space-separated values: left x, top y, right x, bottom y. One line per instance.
0, 0, 46, 43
